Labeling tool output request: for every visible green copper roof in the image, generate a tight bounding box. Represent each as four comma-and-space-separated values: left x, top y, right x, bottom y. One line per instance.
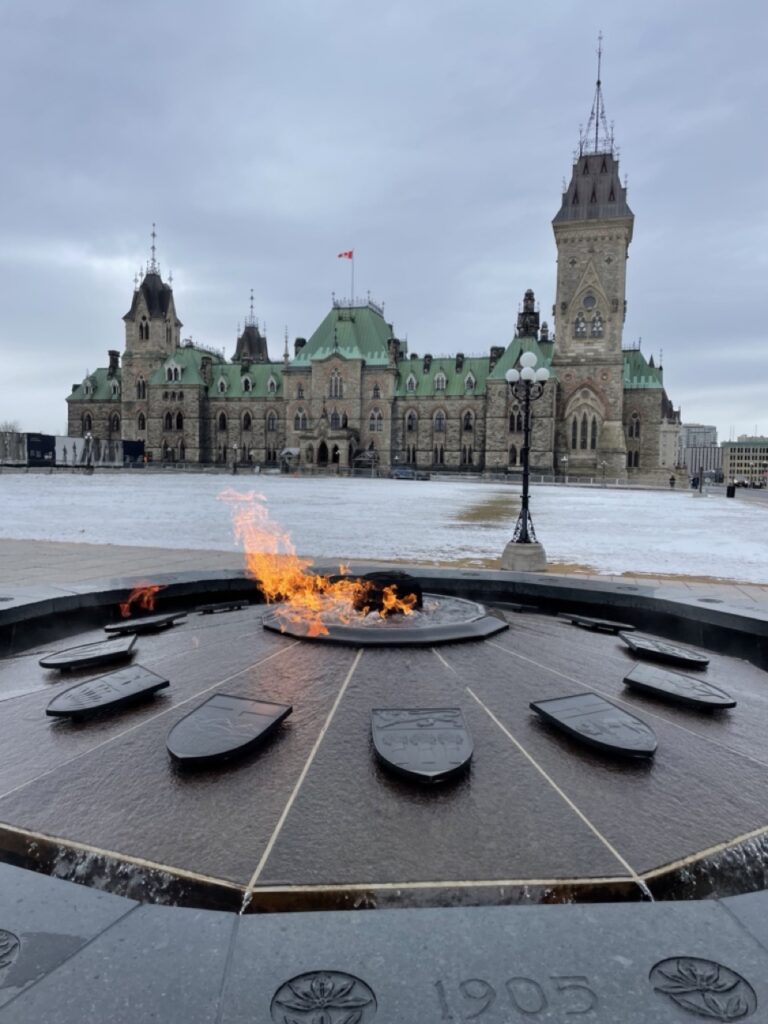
209, 361, 284, 398
395, 356, 491, 398
623, 348, 663, 389
487, 337, 555, 381
293, 303, 394, 366
67, 368, 122, 402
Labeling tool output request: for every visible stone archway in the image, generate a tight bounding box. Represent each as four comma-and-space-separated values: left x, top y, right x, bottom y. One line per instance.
331, 444, 340, 465
317, 441, 329, 466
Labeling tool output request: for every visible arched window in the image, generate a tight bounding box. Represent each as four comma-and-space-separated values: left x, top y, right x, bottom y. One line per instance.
297, 383, 304, 399
266, 412, 277, 432
330, 370, 343, 398
218, 378, 227, 394
330, 410, 341, 429
135, 377, 145, 399
629, 413, 640, 439
580, 413, 588, 449
368, 409, 383, 432
574, 313, 587, 338
406, 411, 417, 433
464, 373, 475, 392
372, 383, 381, 399
166, 367, 173, 382
173, 366, 180, 381
82, 413, 92, 434
164, 412, 173, 431
341, 412, 348, 428
267, 377, 277, 393
463, 412, 473, 432
591, 314, 603, 338
294, 409, 308, 431
571, 418, 578, 450
434, 372, 446, 391
242, 412, 252, 431
406, 374, 417, 393
590, 417, 598, 450
510, 408, 523, 432
179, 440, 185, 461
634, 451, 640, 468
243, 377, 252, 393
166, 325, 171, 345
110, 414, 120, 433
509, 444, 517, 466
176, 412, 184, 431
218, 412, 228, 431
137, 413, 146, 431
178, 391, 183, 400
433, 411, 446, 433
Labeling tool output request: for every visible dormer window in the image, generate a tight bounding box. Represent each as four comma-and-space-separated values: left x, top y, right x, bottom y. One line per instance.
464, 373, 475, 393
110, 381, 120, 397
268, 376, 277, 394
243, 377, 252, 393
434, 372, 446, 392
406, 374, 417, 393
217, 378, 227, 394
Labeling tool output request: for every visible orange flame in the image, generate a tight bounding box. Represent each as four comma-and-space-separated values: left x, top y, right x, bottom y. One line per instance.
219, 490, 415, 635
119, 583, 165, 619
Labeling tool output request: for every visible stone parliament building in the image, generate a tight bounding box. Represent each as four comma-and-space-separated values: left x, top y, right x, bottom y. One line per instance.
67, 76, 681, 482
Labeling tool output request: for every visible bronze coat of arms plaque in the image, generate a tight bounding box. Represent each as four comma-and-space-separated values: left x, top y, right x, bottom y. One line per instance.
166, 694, 292, 767
39, 635, 136, 671
371, 708, 473, 783
46, 665, 170, 719
624, 662, 736, 710
530, 692, 657, 758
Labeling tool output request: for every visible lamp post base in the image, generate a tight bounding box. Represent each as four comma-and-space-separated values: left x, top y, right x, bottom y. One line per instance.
500, 541, 547, 572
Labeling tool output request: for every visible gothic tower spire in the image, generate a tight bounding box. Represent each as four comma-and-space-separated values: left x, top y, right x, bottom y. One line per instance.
580, 32, 614, 156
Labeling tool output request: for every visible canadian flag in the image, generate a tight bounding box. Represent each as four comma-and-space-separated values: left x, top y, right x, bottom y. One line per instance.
337, 250, 353, 259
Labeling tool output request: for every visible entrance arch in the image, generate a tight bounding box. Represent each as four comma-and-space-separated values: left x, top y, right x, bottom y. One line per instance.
317, 441, 329, 466
331, 444, 340, 465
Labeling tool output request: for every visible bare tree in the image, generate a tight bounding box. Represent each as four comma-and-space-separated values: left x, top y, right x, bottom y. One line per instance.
0, 420, 21, 433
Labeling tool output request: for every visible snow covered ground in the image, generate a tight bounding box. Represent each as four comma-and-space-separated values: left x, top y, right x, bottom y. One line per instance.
0, 473, 766, 582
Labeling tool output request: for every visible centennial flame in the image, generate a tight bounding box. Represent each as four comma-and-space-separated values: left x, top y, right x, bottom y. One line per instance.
119, 583, 166, 619
220, 490, 416, 635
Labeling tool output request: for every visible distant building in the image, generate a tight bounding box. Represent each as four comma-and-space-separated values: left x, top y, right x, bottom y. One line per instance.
722, 437, 768, 485
677, 424, 721, 477
66, 60, 681, 481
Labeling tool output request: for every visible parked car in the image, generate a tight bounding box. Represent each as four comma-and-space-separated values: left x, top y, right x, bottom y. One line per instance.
389, 467, 430, 481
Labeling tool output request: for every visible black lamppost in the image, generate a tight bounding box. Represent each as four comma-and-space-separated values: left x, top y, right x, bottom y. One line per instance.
232, 443, 239, 475
504, 353, 550, 552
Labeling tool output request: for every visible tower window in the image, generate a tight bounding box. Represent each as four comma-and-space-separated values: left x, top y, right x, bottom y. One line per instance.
297, 384, 304, 399
591, 314, 603, 338
218, 412, 227, 431
574, 313, 587, 338
330, 370, 343, 398
164, 412, 173, 431
372, 383, 381, 399
368, 409, 383, 432
137, 413, 146, 431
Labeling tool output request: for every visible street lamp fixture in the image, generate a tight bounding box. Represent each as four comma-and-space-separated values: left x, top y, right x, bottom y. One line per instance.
560, 454, 569, 484
600, 459, 607, 486
232, 443, 239, 475
501, 352, 550, 571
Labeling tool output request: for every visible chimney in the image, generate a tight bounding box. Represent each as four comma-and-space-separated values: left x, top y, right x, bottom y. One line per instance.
540, 322, 550, 342
107, 350, 120, 377
488, 346, 505, 372
294, 338, 307, 356
200, 356, 212, 386
455, 352, 464, 372
387, 337, 400, 367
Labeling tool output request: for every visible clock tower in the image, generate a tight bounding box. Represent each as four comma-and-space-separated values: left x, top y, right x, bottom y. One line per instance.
551, 38, 633, 476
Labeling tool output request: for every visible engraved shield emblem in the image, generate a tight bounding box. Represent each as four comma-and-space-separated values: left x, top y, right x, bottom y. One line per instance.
371, 708, 473, 782
166, 694, 292, 767
530, 692, 657, 757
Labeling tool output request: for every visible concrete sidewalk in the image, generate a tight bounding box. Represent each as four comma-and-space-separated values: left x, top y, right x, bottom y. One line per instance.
1, 537, 767, 616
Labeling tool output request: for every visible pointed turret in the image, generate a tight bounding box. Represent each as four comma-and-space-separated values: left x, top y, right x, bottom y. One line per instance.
233, 290, 269, 362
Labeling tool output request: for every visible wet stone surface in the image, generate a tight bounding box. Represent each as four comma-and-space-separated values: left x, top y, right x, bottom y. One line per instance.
0, 604, 768, 909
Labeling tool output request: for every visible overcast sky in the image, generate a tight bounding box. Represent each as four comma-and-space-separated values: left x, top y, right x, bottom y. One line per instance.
0, 0, 765, 441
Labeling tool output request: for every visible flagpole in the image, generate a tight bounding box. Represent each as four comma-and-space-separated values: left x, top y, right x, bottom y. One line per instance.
351, 255, 354, 305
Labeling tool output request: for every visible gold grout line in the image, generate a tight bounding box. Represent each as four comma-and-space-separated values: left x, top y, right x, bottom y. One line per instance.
640, 822, 768, 881
466, 686, 642, 885
0, 641, 301, 804
488, 639, 768, 772
0, 820, 244, 892
243, 648, 365, 899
